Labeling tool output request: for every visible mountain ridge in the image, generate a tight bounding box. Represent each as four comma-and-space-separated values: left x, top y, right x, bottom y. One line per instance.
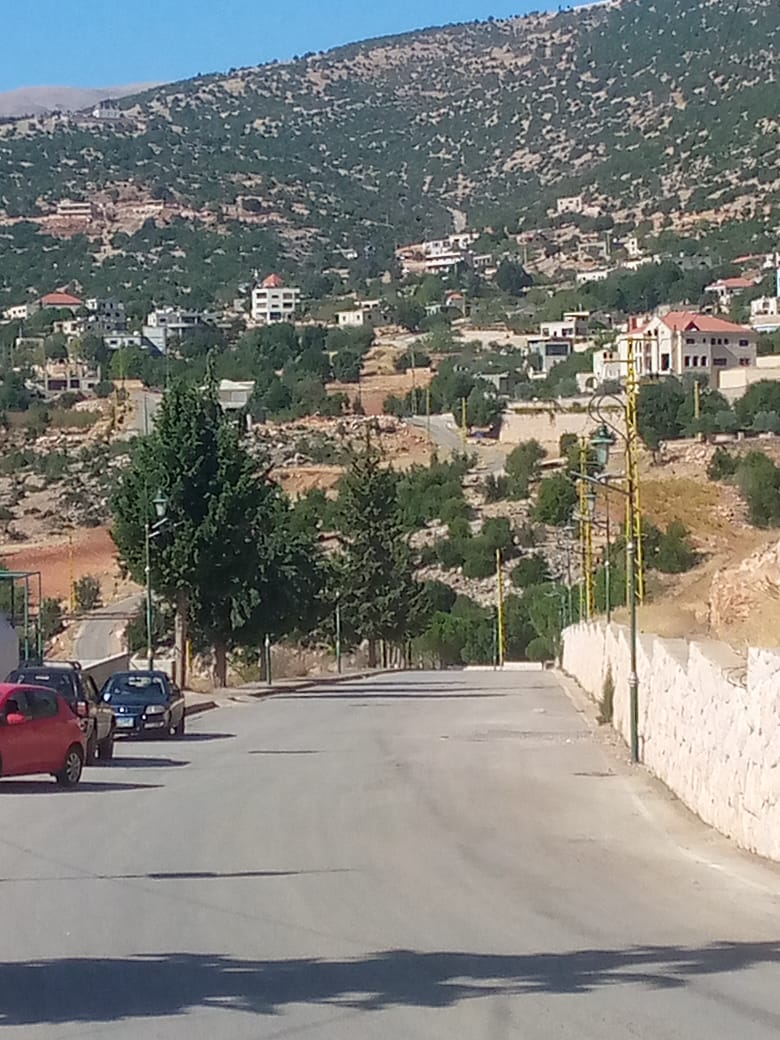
0, 0, 777, 305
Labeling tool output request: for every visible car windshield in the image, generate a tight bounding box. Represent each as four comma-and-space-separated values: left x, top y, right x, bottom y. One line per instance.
7, 671, 76, 703
103, 676, 168, 703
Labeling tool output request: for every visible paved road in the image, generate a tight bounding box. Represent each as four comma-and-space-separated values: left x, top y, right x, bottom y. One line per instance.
408, 415, 509, 474
1, 670, 779, 1039
73, 594, 141, 662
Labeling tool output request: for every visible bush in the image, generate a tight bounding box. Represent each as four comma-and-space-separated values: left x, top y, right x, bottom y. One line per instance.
481, 517, 513, 554
707, 447, 738, 481
435, 538, 467, 570
525, 636, 554, 662
94, 380, 114, 398
506, 440, 545, 491
440, 496, 469, 523
39, 597, 64, 642
751, 411, 780, 434
533, 474, 578, 526
736, 452, 780, 527
462, 541, 496, 579
483, 473, 511, 502
73, 575, 101, 613
511, 554, 551, 589
654, 521, 696, 574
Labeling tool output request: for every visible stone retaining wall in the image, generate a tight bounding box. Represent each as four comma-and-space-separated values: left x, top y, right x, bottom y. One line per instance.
562, 622, 780, 861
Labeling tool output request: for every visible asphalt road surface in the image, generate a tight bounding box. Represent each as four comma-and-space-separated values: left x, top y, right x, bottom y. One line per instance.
73, 594, 141, 662
1, 670, 779, 1039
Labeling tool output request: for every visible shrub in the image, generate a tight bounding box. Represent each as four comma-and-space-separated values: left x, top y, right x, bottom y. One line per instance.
506, 440, 545, 490
525, 636, 554, 662
707, 447, 738, 481
94, 380, 114, 398
481, 517, 513, 554
435, 538, 467, 570
73, 575, 101, 613
511, 554, 551, 589
533, 474, 577, 526
736, 452, 780, 527
440, 496, 469, 523
39, 597, 64, 642
462, 541, 496, 579
483, 473, 512, 502
655, 521, 697, 574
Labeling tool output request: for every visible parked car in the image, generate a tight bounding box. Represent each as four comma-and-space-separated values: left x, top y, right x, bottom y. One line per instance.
100, 671, 186, 739
6, 662, 115, 763
0, 682, 86, 786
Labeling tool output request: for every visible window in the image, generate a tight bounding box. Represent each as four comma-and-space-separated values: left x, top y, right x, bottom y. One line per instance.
711, 338, 716, 345
684, 356, 691, 367
740, 358, 751, 367
713, 357, 728, 367
685, 337, 695, 345
700, 356, 708, 367
661, 354, 671, 371
692, 356, 698, 367
28, 690, 58, 719
4, 692, 31, 717
739, 339, 749, 347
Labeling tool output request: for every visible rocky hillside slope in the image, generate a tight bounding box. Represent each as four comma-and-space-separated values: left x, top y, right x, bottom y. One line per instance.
0, 0, 777, 287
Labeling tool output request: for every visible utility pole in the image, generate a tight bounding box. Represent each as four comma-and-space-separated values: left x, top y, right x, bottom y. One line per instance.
461, 396, 468, 451
265, 633, 273, 686
335, 599, 342, 675
693, 378, 701, 421
496, 549, 505, 668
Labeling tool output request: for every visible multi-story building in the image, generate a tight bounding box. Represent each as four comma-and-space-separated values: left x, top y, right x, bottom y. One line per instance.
55, 200, 94, 220
86, 297, 126, 330
751, 296, 780, 333
704, 276, 758, 312
594, 312, 757, 389
540, 312, 589, 341
527, 338, 573, 375
336, 300, 385, 328
250, 274, 301, 324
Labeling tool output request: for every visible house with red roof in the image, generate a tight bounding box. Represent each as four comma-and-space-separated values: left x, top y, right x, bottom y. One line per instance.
250, 274, 301, 324
39, 291, 83, 310
704, 275, 759, 311
595, 311, 757, 389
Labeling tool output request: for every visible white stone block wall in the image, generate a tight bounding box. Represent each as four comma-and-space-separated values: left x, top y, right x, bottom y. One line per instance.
562, 622, 780, 862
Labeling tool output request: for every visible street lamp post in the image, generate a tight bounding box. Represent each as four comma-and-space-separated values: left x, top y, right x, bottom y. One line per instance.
145, 490, 168, 672
586, 419, 640, 764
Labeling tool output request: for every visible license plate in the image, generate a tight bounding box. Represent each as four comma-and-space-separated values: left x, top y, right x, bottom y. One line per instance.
116, 716, 135, 728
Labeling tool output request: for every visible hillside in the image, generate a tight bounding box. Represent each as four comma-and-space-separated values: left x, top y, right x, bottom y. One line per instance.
0, 0, 778, 304
0, 83, 161, 119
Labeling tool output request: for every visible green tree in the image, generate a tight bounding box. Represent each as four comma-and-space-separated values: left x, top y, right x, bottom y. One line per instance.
505, 439, 545, 497
74, 575, 101, 612
735, 381, 780, 428
532, 474, 577, 526
495, 259, 532, 296
637, 379, 685, 448
511, 554, 551, 589
338, 444, 424, 665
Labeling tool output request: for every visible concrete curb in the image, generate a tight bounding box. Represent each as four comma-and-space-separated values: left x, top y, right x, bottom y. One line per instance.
184, 699, 218, 718
243, 668, 397, 700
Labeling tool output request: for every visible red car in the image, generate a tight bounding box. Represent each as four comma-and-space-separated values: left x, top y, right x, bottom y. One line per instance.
0, 683, 86, 787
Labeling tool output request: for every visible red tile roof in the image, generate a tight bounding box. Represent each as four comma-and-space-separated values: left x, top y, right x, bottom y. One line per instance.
706, 277, 756, 290
261, 274, 284, 288
40, 291, 82, 307
657, 311, 752, 334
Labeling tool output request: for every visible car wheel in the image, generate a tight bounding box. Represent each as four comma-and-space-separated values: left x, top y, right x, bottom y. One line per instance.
174, 714, 186, 738
97, 730, 115, 763
56, 745, 84, 788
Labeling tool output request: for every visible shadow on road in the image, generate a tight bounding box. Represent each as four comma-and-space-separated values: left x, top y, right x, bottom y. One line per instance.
110, 757, 190, 769
0, 943, 778, 1025
0, 780, 163, 795
0, 868, 343, 885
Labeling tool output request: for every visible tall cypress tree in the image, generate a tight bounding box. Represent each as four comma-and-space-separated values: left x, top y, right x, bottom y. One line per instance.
338, 444, 424, 667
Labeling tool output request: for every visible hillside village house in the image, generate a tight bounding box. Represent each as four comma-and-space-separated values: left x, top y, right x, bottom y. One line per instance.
40, 291, 83, 310
396, 233, 478, 277
704, 276, 758, 312
594, 312, 757, 389
251, 274, 301, 324
751, 296, 780, 333
336, 300, 384, 328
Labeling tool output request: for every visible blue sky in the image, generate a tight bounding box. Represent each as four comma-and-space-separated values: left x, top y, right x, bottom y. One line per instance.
1, 0, 559, 91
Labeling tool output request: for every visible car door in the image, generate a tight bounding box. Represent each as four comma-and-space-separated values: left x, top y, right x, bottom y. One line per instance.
0, 691, 34, 776
26, 689, 63, 772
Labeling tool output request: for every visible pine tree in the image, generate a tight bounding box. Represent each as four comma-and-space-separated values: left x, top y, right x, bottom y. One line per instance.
338, 443, 424, 666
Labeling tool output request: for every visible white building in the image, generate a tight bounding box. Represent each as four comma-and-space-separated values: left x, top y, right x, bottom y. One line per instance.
540, 312, 589, 341
625, 235, 642, 259
146, 307, 217, 336
218, 379, 255, 412
336, 300, 383, 328
527, 338, 573, 375
576, 268, 614, 285
556, 195, 584, 216
704, 276, 758, 312
251, 274, 301, 324
2, 302, 36, 321
594, 312, 757, 389
751, 296, 780, 333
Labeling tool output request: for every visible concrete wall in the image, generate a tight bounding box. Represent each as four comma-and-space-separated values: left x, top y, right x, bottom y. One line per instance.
500, 405, 626, 451
562, 622, 780, 861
